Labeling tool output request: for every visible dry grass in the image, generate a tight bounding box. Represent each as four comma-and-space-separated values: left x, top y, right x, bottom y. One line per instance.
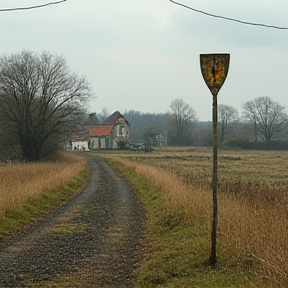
218, 190, 288, 286
104, 148, 288, 287
0, 152, 87, 218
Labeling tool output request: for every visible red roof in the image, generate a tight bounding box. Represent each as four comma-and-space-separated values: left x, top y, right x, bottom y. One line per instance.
89, 124, 114, 137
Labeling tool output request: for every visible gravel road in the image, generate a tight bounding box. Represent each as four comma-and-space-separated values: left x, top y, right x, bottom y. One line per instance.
0, 156, 145, 288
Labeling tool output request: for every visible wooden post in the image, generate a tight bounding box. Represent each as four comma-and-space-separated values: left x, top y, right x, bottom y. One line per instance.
210, 92, 218, 265
200, 53, 230, 266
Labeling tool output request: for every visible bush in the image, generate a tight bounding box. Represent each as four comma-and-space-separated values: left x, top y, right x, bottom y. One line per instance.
222, 138, 288, 150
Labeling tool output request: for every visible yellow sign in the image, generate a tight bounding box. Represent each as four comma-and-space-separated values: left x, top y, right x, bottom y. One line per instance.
200, 54, 230, 96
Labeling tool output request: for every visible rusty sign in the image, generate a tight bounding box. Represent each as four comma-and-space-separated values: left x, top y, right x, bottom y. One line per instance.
200, 54, 230, 96
199, 53, 230, 266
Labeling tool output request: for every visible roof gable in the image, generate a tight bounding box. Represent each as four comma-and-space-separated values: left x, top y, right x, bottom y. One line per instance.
103, 111, 129, 125
89, 124, 114, 137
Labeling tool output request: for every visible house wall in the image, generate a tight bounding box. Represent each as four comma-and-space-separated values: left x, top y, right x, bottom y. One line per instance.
90, 137, 113, 149
90, 138, 100, 149
100, 138, 106, 148
116, 124, 129, 139
112, 139, 118, 149
89, 123, 130, 150
72, 141, 89, 151
111, 124, 130, 149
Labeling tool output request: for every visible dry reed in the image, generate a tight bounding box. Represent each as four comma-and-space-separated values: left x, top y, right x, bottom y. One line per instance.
0, 152, 87, 218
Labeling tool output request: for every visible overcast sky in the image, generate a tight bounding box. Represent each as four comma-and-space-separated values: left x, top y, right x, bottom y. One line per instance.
1, 0, 287, 121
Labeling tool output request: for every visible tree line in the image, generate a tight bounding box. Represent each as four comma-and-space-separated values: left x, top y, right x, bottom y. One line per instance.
118, 97, 288, 149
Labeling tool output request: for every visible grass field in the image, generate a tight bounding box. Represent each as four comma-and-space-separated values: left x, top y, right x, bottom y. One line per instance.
100, 147, 288, 287
1, 148, 287, 287
0, 152, 89, 237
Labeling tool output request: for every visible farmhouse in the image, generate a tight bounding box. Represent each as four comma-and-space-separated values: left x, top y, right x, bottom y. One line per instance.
68, 111, 130, 151
89, 111, 130, 149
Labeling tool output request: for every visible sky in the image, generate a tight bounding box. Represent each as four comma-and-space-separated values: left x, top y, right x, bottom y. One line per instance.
0, 0, 287, 121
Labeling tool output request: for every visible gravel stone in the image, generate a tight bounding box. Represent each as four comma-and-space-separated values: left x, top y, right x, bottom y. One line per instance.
0, 156, 145, 287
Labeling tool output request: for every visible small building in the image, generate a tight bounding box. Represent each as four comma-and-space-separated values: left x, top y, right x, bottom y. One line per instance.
89, 111, 130, 150
68, 126, 90, 151
71, 140, 89, 151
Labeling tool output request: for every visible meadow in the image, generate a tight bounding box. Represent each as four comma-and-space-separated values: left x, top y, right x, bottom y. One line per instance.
102, 147, 288, 287
0, 152, 88, 236
1, 147, 287, 287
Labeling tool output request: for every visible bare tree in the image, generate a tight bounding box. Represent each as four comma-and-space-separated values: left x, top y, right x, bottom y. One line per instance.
0, 50, 92, 161
218, 104, 239, 143
98, 107, 110, 124
167, 98, 197, 145
242, 96, 287, 143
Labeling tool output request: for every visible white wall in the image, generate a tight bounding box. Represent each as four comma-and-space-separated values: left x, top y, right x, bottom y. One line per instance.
71, 141, 89, 151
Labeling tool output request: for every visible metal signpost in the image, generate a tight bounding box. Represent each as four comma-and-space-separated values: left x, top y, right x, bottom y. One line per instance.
200, 53, 230, 265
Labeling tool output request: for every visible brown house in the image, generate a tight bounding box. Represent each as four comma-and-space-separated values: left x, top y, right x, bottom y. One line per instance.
89, 111, 130, 149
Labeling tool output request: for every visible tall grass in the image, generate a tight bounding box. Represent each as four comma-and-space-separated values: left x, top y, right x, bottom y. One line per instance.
218, 186, 288, 285
105, 149, 288, 287
0, 152, 87, 218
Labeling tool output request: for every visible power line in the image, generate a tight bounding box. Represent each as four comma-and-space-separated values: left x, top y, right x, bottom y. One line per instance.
169, 0, 288, 30
0, 0, 67, 12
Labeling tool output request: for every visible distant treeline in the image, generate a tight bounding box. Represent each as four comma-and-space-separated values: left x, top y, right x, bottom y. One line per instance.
123, 110, 288, 150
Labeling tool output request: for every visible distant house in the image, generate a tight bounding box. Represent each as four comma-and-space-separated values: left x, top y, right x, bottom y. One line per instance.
67, 111, 130, 151
89, 111, 130, 150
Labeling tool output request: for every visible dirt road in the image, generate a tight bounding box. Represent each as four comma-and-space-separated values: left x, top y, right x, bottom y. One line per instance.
0, 156, 145, 287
